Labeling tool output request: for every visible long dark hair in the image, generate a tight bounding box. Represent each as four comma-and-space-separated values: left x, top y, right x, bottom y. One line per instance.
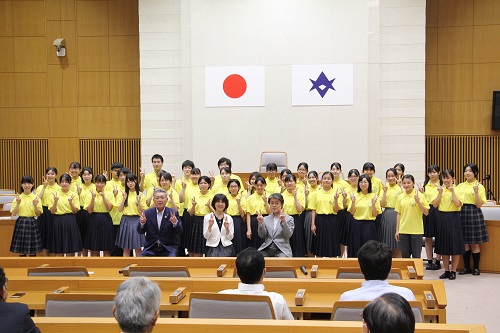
124, 173, 140, 207
423, 164, 443, 188
357, 174, 372, 193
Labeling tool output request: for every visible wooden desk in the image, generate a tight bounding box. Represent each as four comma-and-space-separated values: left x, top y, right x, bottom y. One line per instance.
480, 206, 500, 273
7, 277, 447, 322
32, 318, 487, 333
0, 218, 16, 257
0, 256, 425, 279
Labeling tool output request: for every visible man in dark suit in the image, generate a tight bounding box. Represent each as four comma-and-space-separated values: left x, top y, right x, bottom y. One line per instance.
138, 188, 182, 256
0, 267, 40, 333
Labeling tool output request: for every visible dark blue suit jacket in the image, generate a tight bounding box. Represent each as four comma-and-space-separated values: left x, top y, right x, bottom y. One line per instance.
138, 207, 182, 253
0, 301, 40, 333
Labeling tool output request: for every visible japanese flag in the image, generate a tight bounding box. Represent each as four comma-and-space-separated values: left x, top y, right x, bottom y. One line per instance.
292, 64, 354, 106
205, 66, 265, 107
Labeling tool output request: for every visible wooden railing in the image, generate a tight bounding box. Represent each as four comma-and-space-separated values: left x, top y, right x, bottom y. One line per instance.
426, 135, 499, 201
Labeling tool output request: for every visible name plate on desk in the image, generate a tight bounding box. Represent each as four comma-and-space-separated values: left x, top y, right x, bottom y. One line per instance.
407, 266, 416, 279
423, 291, 436, 309
311, 265, 318, 278
295, 289, 306, 306
217, 264, 227, 277
169, 287, 186, 304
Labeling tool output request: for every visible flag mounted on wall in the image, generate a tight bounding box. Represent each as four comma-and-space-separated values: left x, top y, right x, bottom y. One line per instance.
205, 66, 265, 107
292, 64, 353, 106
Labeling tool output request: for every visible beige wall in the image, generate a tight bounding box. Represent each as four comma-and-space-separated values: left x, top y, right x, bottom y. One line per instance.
0, 0, 141, 189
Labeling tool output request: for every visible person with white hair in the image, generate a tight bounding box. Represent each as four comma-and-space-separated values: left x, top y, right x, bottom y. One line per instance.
113, 277, 161, 333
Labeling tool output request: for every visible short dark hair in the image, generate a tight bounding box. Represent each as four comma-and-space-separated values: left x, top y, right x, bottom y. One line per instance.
348, 169, 360, 178
95, 174, 107, 183
297, 162, 309, 171
254, 176, 266, 185
111, 162, 124, 170
20, 175, 35, 193
266, 163, 277, 171
45, 166, 58, 175
363, 293, 415, 333
198, 175, 211, 189
235, 248, 265, 284
182, 160, 195, 169
60, 173, 72, 184
284, 173, 296, 183
227, 179, 241, 189
386, 168, 397, 178
118, 167, 131, 177
211, 193, 228, 210
357, 240, 392, 280
280, 168, 292, 178
157, 170, 172, 182
220, 166, 232, 175
362, 162, 375, 172
217, 157, 232, 168
403, 174, 415, 183
330, 162, 341, 170
464, 163, 479, 177
151, 154, 164, 163
268, 193, 284, 205
69, 161, 81, 169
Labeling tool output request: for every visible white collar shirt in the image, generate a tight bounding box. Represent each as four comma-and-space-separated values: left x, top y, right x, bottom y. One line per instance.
219, 283, 294, 320
339, 280, 416, 301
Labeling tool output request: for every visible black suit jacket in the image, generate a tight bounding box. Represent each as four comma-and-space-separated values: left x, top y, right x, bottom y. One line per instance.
0, 301, 40, 333
138, 206, 183, 251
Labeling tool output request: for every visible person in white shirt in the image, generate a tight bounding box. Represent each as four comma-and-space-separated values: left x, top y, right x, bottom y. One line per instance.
219, 247, 294, 320
340, 240, 416, 301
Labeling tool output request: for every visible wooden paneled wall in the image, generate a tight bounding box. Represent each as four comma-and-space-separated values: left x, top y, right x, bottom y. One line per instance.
0, 0, 141, 190
426, 0, 500, 135
426, 135, 499, 201
425, 0, 500, 198
0, 140, 48, 191
80, 139, 141, 177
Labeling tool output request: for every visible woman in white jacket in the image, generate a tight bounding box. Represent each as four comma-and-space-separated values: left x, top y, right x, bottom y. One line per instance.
203, 193, 235, 257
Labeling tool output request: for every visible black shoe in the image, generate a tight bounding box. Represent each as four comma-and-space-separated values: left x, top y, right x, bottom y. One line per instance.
448, 271, 456, 280
472, 268, 480, 275
425, 262, 433, 270
434, 261, 441, 270
458, 268, 472, 275
439, 271, 450, 279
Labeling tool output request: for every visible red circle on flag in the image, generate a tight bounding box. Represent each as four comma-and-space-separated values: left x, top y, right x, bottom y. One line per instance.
223, 74, 247, 99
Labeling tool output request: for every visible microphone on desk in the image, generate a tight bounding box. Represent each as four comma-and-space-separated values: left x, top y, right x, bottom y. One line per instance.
300, 265, 308, 275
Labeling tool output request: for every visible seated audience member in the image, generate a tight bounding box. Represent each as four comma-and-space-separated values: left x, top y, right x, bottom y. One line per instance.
113, 277, 161, 333
340, 240, 416, 301
0, 267, 40, 333
219, 247, 294, 320
362, 293, 415, 333
257, 193, 295, 257
138, 188, 183, 256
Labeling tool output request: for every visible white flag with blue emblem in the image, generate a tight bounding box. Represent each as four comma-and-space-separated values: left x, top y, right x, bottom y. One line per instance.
292, 64, 353, 106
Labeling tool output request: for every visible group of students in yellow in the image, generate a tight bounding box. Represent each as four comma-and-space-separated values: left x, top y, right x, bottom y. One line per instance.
9, 155, 489, 280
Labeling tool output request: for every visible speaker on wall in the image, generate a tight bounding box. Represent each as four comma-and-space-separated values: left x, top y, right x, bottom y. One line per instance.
493, 91, 500, 130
